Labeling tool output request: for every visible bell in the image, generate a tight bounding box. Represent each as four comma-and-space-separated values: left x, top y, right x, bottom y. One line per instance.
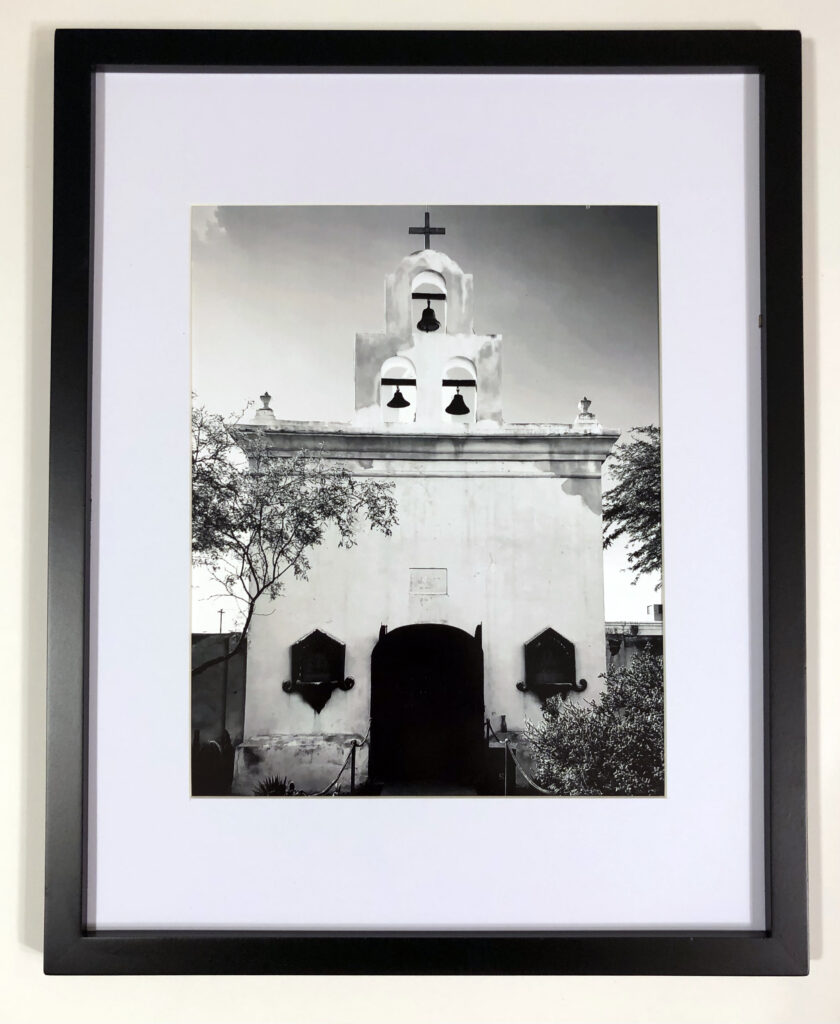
417, 299, 440, 333
445, 386, 470, 416
386, 385, 410, 409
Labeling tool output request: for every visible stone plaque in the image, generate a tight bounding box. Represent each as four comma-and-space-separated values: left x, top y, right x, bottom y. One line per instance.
409, 568, 448, 595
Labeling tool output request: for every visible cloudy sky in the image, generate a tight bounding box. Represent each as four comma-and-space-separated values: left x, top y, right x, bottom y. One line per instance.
191, 205, 661, 627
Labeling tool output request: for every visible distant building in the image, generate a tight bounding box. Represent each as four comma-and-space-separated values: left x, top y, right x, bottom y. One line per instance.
605, 604, 663, 669
191, 633, 247, 746
191, 633, 247, 795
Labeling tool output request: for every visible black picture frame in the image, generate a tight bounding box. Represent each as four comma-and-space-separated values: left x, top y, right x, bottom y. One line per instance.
46, 28, 806, 975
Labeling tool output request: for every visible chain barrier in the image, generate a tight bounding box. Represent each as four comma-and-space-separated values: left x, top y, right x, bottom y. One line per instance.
505, 739, 556, 795
486, 719, 554, 795
313, 722, 551, 797
484, 718, 502, 743
314, 722, 371, 796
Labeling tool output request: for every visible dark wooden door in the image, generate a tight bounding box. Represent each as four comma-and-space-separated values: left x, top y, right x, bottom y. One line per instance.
369, 625, 484, 786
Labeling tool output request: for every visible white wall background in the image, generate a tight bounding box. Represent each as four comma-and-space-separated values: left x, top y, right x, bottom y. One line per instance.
3, 2, 838, 1024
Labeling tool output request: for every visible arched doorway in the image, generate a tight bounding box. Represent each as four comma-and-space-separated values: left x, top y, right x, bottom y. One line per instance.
369, 624, 484, 787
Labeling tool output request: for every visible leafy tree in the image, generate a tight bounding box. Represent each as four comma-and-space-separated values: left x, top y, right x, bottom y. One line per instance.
191, 401, 398, 677
524, 647, 664, 796
602, 425, 662, 586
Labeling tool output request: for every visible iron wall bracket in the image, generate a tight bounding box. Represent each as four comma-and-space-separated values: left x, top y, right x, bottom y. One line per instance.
282, 677, 355, 714
516, 678, 587, 702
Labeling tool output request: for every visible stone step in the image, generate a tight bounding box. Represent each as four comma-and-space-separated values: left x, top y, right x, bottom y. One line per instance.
378, 782, 477, 796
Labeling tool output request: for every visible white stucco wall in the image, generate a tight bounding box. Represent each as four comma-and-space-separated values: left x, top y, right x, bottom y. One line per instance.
234, 245, 616, 792
237, 464, 608, 788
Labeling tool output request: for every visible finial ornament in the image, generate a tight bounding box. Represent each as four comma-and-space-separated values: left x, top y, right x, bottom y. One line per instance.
573, 395, 603, 435
252, 391, 278, 425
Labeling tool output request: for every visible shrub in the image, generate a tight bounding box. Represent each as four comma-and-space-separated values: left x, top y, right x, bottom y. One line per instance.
252, 775, 297, 796
524, 646, 664, 796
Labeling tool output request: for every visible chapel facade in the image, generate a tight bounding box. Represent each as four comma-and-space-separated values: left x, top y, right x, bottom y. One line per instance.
231, 216, 619, 794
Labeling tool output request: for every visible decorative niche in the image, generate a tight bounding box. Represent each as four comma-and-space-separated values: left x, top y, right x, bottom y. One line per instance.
282, 629, 354, 713
516, 627, 586, 702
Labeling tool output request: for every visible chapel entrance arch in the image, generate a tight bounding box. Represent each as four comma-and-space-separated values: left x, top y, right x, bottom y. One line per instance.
369, 624, 484, 787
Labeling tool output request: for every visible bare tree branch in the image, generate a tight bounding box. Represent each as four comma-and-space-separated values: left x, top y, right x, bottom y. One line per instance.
191, 400, 398, 676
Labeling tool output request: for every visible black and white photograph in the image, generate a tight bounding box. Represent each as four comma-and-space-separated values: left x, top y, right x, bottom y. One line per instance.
29, 25, 813, 992
190, 205, 663, 797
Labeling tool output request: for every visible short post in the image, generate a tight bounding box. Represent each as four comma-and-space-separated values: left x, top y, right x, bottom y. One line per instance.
350, 741, 357, 795
503, 739, 517, 796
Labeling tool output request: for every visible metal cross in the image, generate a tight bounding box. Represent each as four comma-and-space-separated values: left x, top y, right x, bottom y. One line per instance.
408, 210, 445, 249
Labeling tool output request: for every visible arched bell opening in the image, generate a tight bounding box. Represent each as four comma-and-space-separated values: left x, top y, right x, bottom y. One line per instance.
380, 356, 417, 424
441, 358, 477, 425
410, 270, 447, 335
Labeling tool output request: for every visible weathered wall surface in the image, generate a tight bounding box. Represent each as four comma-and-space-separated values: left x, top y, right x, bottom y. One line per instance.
233, 733, 369, 795
190, 633, 247, 745
239, 468, 607, 788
